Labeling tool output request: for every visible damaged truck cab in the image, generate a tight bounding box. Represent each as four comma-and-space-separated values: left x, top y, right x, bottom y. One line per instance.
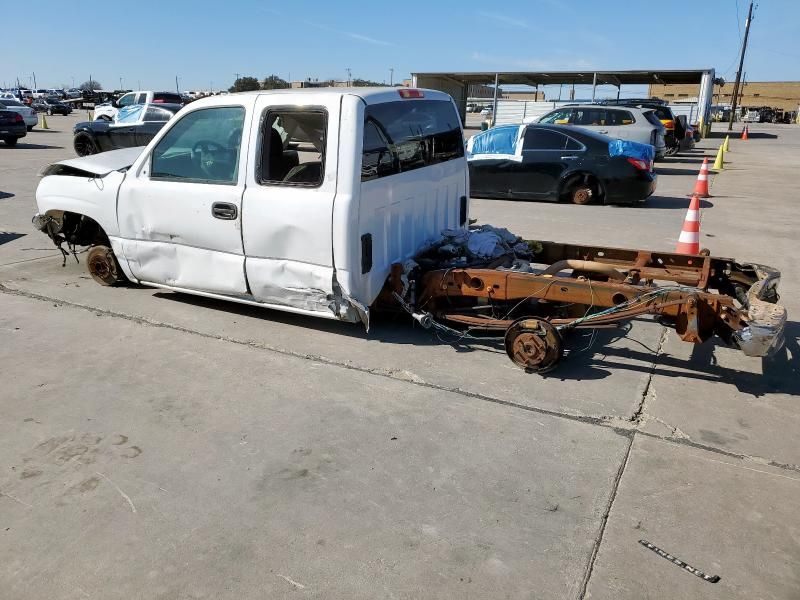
33, 88, 468, 325
33, 87, 786, 373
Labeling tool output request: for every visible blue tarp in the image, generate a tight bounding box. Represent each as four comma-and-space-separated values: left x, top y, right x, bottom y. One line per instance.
608, 139, 654, 163
469, 125, 520, 156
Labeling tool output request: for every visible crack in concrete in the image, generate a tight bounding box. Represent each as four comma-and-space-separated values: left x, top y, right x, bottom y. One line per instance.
630, 326, 669, 424
3, 283, 798, 478
578, 433, 635, 599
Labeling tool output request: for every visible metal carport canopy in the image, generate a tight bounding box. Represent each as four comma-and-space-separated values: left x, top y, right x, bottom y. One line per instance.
412, 69, 717, 136
411, 69, 712, 86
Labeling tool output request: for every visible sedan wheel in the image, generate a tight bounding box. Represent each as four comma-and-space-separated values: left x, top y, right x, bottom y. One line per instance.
74, 134, 98, 157
571, 186, 593, 205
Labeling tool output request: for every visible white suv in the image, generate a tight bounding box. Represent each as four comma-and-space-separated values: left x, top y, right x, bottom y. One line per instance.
535, 105, 667, 159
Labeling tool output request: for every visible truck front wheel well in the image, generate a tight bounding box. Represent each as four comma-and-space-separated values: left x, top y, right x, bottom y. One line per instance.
58, 212, 109, 247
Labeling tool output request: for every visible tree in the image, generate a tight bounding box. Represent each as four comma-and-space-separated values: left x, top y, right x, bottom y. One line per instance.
351, 78, 383, 87
261, 75, 289, 90
228, 76, 261, 93
79, 79, 102, 92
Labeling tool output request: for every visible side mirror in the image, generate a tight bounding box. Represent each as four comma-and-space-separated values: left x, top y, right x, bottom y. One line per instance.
112, 98, 120, 108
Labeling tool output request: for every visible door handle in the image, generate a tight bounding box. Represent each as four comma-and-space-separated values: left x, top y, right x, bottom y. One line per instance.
561, 155, 579, 160
211, 202, 238, 220
597, 130, 608, 134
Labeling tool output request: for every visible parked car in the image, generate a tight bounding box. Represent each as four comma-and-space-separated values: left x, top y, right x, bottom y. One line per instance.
0, 99, 37, 131
675, 115, 696, 151
467, 123, 656, 204
536, 104, 666, 159
31, 99, 72, 116
93, 91, 184, 121
73, 102, 182, 156
0, 110, 27, 146
600, 100, 682, 155
742, 109, 761, 123
480, 106, 493, 116
66, 88, 82, 99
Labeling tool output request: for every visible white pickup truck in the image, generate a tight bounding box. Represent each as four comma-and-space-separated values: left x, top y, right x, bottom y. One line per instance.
32, 87, 785, 372
34, 88, 468, 326
93, 90, 185, 121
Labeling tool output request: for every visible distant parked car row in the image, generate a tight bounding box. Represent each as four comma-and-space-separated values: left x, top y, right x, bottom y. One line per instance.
0, 99, 38, 131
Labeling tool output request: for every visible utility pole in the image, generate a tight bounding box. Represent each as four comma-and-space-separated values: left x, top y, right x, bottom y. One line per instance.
120, 77, 123, 90
346, 68, 352, 86
728, 0, 755, 131
389, 68, 394, 86
32, 72, 37, 90
176, 75, 180, 93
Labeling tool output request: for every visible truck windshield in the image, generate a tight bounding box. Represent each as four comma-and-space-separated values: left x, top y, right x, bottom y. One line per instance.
362, 100, 464, 181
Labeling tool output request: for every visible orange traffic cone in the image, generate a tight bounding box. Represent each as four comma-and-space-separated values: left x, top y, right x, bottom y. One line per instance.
689, 157, 711, 198
675, 195, 701, 255
741, 126, 749, 140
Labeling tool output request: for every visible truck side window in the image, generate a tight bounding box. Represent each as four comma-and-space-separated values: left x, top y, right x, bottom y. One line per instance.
151, 106, 245, 184
258, 109, 326, 187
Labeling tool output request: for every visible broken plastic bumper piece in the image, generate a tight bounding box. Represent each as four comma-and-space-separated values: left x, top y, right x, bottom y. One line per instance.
733, 264, 787, 357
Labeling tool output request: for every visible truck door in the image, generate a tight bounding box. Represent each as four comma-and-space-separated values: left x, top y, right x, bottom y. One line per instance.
239, 94, 339, 314
116, 103, 250, 295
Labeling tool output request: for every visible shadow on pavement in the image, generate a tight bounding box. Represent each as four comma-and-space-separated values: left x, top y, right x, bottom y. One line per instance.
741, 132, 779, 139
0, 232, 26, 246
645, 196, 712, 209
658, 156, 708, 165
0, 192, 15, 200
556, 321, 799, 397
655, 168, 704, 176
151, 291, 798, 395
2, 143, 64, 150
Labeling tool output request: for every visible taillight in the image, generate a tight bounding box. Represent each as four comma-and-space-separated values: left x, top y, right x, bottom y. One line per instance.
14, 113, 23, 123
398, 89, 424, 99
627, 157, 650, 171
661, 119, 675, 130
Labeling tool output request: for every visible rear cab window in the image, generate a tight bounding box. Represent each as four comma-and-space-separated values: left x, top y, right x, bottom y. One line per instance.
154, 92, 183, 104
361, 99, 464, 181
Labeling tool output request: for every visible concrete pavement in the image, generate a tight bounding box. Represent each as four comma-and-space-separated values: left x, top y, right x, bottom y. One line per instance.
1, 117, 798, 598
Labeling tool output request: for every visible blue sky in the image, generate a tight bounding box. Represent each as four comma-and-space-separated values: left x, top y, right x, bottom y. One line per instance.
4, 0, 798, 94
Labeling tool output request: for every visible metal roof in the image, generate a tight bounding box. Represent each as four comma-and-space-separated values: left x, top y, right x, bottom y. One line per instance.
412, 69, 713, 87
